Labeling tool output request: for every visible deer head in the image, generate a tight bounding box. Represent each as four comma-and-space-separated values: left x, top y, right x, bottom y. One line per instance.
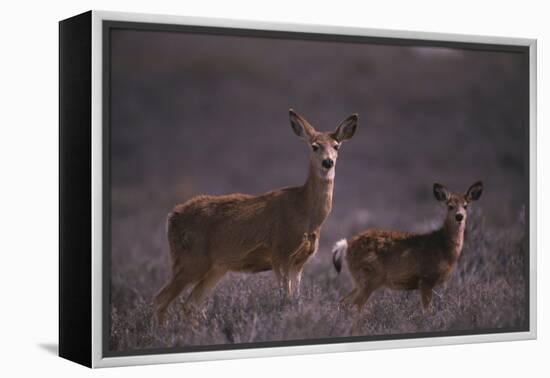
433, 181, 484, 231
289, 109, 358, 181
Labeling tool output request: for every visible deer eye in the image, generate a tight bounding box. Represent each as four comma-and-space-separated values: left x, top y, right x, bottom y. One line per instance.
311, 144, 319, 152
464, 204, 468, 209
448, 205, 454, 210
333, 144, 340, 151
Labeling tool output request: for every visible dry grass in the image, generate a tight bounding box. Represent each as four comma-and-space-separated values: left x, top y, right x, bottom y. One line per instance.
109, 207, 527, 353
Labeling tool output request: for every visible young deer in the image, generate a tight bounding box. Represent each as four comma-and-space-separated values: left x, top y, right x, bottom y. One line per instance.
154, 109, 358, 323
332, 181, 483, 312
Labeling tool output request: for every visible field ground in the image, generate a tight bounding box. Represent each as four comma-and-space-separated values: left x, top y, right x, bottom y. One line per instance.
109, 206, 527, 352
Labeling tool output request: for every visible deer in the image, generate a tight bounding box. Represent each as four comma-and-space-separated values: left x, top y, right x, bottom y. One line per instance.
154, 109, 359, 323
332, 181, 483, 312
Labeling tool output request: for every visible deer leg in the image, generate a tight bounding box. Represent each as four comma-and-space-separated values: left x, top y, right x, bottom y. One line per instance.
287, 257, 304, 297
154, 274, 192, 325
352, 281, 379, 312
271, 232, 312, 300
272, 257, 291, 300
352, 288, 373, 311
287, 232, 316, 297
420, 282, 434, 313
339, 288, 357, 308
183, 266, 227, 312
155, 244, 212, 324
293, 269, 303, 296
287, 266, 304, 297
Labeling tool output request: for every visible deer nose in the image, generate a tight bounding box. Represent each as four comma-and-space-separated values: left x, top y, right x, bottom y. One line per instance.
455, 213, 464, 222
322, 159, 334, 169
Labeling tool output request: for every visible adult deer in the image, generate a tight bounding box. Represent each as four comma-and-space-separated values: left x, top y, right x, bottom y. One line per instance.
332, 181, 483, 312
154, 109, 358, 323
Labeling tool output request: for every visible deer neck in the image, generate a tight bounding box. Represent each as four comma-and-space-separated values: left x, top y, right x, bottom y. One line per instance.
441, 218, 465, 261
301, 161, 334, 231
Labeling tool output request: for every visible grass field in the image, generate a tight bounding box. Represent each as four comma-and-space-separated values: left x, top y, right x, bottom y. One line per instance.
109, 204, 527, 352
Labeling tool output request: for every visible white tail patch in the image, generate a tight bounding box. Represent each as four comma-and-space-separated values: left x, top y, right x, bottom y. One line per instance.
332, 239, 348, 273
333, 239, 348, 253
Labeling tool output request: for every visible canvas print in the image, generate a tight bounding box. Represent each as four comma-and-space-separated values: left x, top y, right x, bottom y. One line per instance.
106, 25, 529, 355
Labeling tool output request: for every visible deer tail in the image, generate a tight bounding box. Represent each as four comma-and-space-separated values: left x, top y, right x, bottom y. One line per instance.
332, 239, 348, 274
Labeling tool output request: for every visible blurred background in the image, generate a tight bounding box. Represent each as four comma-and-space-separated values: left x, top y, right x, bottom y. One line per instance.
109, 28, 528, 352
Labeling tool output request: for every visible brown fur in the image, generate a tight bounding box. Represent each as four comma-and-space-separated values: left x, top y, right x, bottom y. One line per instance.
334, 181, 483, 312
154, 110, 358, 323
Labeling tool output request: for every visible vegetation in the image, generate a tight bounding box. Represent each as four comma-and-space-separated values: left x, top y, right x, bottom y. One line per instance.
109, 207, 527, 352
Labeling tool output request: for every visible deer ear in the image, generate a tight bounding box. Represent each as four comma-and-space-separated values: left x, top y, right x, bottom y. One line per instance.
466, 181, 483, 202
433, 183, 450, 202
332, 113, 358, 142
289, 109, 316, 140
